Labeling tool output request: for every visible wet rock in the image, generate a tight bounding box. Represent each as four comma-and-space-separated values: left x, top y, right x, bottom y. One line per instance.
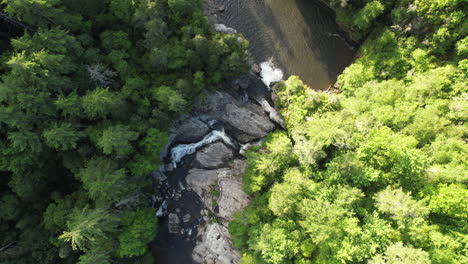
192, 223, 241, 264
223, 103, 275, 143
235, 75, 251, 89
192, 91, 237, 117
183, 214, 191, 223
251, 64, 262, 75
214, 24, 237, 34
195, 142, 234, 169
174, 118, 210, 143
168, 213, 181, 234
217, 179, 250, 221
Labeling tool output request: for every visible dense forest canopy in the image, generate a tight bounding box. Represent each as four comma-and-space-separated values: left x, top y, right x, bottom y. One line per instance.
0, 0, 248, 263
230, 0, 467, 263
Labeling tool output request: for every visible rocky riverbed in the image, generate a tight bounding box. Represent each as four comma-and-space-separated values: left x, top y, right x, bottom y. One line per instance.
151, 58, 284, 263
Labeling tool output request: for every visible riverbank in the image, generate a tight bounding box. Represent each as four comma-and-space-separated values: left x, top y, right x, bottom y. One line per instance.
151, 64, 284, 263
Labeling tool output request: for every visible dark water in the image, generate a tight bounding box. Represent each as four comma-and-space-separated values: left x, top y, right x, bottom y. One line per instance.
212, 0, 355, 90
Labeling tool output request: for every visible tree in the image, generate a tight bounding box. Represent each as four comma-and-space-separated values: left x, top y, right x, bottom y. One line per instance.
369, 242, 431, 264
97, 125, 139, 156
43, 123, 82, 151
374, 187, 429, 229
78, 157, 131, 204
117, 208, 157, 257
81, 87, 119, 119
59, 207, 118, 252
152, 85, 187, 112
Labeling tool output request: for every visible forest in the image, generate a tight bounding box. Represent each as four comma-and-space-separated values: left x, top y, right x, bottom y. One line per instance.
229, 0, 467, 263
0, 0, 466, 264
0, 0, 247, 263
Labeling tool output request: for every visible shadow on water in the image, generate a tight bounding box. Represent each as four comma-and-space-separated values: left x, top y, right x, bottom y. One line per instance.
214, 0, 356, 90
151, 157, 202, 264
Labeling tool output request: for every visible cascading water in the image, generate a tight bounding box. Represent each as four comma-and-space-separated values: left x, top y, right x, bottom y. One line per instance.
170, 127, 238, 168
260, 59, 284, 87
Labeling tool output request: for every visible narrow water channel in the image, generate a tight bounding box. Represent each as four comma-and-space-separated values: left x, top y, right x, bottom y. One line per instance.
211, 0, 355, 90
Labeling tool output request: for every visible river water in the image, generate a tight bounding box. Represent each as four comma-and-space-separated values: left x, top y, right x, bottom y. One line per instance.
152, 1, 355, 263
210, 0, 355, 90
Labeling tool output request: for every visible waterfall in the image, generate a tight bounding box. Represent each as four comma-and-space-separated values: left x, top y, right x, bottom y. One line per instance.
260, 59, 284, 87
170, 127, 238, 168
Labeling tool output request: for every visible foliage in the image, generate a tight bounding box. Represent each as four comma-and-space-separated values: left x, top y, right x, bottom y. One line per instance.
231, 1, 467, 263
0, 0, 249, 262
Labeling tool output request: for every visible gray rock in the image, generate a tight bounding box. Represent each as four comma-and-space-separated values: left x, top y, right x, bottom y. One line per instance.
174, 118, 210, 143
195, 142, 234, 169
192, 91, 237, 117
186, 169, 219, 198
251, 64, 262, 75
223, 103, 275, 143
217, 179, 250, 221
192, 223, 241, 264
214, 24, 237, 34
168, 213, 181, 234
235, 75, 251, 89
183, 214, 191, 223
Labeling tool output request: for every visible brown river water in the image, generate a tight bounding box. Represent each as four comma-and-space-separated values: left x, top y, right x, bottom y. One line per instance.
210, 0, 356, 90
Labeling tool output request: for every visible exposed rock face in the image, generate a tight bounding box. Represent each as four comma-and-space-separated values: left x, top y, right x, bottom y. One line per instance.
174, 118, 210, 143
195, 142, 234, 169
217, 178, 249, 221
186, 169, 218, 199
192, 223, 241, 264
223, 103, 275, 143
153, 72, 284, 264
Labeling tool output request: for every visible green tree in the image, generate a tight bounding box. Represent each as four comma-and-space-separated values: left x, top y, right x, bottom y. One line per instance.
117, 208, 157, 257
97, 125, 139, 156
43, 123, 82, 151
369, 242, 431, 264
59, 207, 118, 252
78, 157, 130, 204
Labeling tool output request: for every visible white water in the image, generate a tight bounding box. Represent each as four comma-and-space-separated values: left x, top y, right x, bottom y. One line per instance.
214, 24, 237, 34
170, 128, 237, 168
260, 59, 284, 87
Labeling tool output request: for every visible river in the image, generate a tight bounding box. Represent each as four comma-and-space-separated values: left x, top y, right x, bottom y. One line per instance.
209, 0, 355, 90
152, 1, 355, 263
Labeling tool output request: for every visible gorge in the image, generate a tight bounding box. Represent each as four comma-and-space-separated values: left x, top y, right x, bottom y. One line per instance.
151, 0, 355, 263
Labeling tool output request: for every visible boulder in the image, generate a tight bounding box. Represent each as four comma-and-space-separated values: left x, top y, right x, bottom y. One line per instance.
183, 214, 191, 223
195, 142, 234, 169
168, 213, 181, 234
192, 223, 241, 264
223, 103, 275, 143
217, 179, 250, 221
235, 75, 251, 89
186, 169, 218, 198
251, 64, 262, 75
214, 24, 237, 34
174, 118, 210, 143
192, 91, 237, 117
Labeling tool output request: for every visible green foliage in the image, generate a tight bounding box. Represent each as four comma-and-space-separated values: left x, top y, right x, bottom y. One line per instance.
232, 1, 468, 263
78, 157, 130, 204
0, 0, 248, 262
97, 125, 139, 156
59, 207, 118, 252
369, 242, 431, 264
118, 208, 157, 257
353, 0, 385, 31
